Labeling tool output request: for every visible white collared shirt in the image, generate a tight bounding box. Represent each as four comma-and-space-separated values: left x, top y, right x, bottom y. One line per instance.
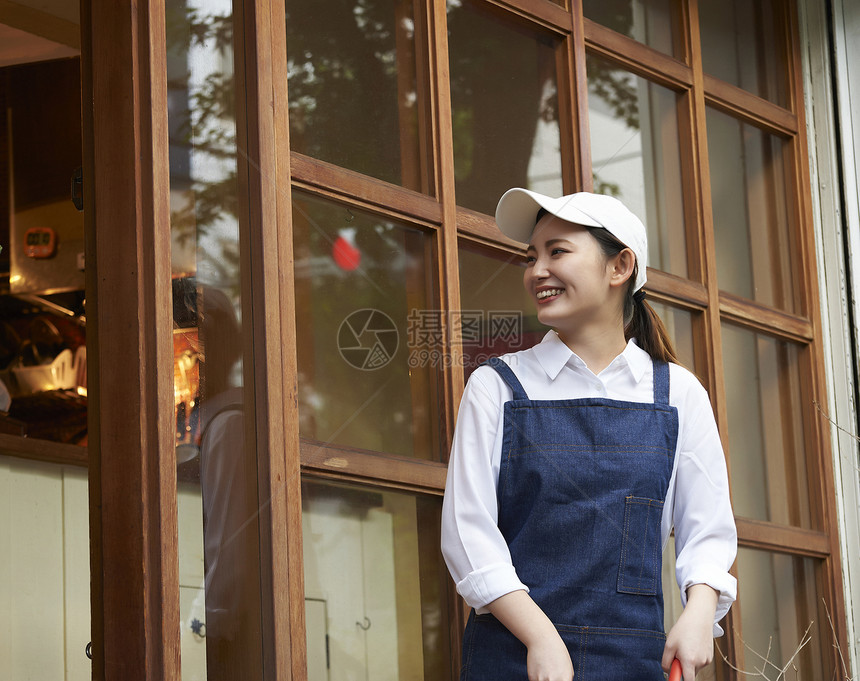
441, 330, 737, 636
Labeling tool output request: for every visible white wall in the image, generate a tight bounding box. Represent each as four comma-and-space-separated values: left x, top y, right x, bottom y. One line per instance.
800, 0, 860, 673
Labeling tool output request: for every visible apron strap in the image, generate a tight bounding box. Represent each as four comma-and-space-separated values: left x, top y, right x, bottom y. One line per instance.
652, 360, 670, 405
482, 356, 530, 401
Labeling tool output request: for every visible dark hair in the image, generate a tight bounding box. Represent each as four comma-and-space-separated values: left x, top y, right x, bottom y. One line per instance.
533, 207, 677, 363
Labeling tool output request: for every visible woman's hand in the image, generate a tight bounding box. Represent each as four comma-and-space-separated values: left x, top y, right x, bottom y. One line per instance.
662, 584, 719, 680
526, 632, 575, 681
487, 590, 574, 681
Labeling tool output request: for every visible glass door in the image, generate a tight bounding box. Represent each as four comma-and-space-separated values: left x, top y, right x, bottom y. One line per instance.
0, 2, 90, 678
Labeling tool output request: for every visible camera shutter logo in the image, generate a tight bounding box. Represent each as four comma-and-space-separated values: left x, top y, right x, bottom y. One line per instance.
338, 309, 399, 370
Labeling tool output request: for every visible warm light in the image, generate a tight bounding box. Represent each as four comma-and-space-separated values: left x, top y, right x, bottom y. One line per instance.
77, 386, 88, 397
9, 275, 22, 284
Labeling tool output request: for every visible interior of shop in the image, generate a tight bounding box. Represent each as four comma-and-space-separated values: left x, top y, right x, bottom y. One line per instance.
0, 5, 91, 678
0, 50, 85, 443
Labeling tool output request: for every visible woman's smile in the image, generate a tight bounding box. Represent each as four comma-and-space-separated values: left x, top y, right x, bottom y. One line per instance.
535, 286, 565, 302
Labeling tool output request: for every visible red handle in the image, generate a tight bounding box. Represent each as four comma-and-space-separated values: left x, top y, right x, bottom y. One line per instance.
668, 659, 682, 681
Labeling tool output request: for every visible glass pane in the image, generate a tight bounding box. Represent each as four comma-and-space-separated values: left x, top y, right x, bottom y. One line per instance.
285, 0, 427, 192
721, 324, 811, 528
582, 0, 677, 56
735, 549, 831, 679
707, 108, 798, 312
587, 55, 688, 278
448, 0, 562, 216
0, 456, 90, 679
698, 0, 786, 106
2, 58, 88, 446
293, 192, 441, 460
302, 479, 452, 680
647, 301, 695, 373
167, 4, 265, 678
457, 242, 549, 380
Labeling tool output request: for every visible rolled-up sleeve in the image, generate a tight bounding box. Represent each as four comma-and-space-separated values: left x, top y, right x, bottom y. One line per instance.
671, 378, 738, 637
441, 369, 529, 611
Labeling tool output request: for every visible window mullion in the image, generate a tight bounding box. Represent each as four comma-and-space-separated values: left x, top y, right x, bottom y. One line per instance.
426, 0, 465, 458
240, 0, 304, 679
684, 0, 744, 673
571, 0, 592, 190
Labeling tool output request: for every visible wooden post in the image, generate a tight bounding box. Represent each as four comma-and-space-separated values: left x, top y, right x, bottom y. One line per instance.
81, 0, 179, 679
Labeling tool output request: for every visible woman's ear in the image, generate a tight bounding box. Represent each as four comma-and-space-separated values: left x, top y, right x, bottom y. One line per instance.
609, 248, 636, 289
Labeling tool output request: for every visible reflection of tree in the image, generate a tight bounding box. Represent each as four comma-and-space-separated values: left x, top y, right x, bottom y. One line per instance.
592, 177, 622, 197
586, 52, 639, 200
582, 0, 635, 42
446, 2, 639, 213
587, 58, 639, 130
447, 3, 555, 214
165, 0, 642, 248
286, 0, 415, 187
168, 0, 423, 243
166, 2, 237, 254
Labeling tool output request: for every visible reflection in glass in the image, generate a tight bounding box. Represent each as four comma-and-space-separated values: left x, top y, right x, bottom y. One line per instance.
293, 192, 440, 460
721, 324, 811, 528
167, 3, 265, 679
302, 479, 452, 680
582, 0, 677, 56
736, 549, 829, 679
707, 108, 798, 312
587, 55, 688, 278
457, 242, 549, 381
699, 0, 786, 106
448, 0, 562, 216
285, 0, 426, 192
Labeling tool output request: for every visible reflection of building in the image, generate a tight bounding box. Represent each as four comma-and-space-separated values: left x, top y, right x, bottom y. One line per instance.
4, 0, 860, 679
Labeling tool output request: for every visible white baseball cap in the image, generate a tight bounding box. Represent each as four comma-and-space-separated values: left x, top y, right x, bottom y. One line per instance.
495, 188, 648, 292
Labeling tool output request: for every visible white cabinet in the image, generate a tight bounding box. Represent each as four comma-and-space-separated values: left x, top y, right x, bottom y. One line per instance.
302, 495, 402, 681
0, 456, 90, 680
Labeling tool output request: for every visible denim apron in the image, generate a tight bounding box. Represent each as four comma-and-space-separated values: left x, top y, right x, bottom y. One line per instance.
460, 356, 678, 680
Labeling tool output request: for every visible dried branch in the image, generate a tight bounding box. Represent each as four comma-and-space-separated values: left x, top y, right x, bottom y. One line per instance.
822, 598, 853, 680
715, 622, 813, 680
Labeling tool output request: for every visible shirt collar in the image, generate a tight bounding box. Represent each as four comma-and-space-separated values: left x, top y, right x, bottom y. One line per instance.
617, 339, 651, 383
533, 330, 652, 383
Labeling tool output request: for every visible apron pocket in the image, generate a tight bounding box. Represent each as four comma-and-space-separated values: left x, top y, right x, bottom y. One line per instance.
617, 496, 663, 596
558, 625, 666, 681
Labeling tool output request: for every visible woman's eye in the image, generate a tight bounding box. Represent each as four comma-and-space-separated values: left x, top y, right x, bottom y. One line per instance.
525, 255, 536, 264
551, 248, 567, 256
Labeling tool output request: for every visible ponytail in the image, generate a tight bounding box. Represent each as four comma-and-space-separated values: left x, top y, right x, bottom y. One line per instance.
584, 226, 679, 364
625, 289, 678, 364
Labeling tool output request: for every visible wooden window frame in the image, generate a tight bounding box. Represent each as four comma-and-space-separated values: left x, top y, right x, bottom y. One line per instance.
282, 0, 849, 676
33, 0, 842, 678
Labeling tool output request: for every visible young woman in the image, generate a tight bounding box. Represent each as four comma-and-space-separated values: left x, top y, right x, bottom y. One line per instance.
441, 189, 737, 681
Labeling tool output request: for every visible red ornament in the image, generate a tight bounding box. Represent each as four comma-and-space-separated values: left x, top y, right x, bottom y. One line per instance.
332, 235, 361, 271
